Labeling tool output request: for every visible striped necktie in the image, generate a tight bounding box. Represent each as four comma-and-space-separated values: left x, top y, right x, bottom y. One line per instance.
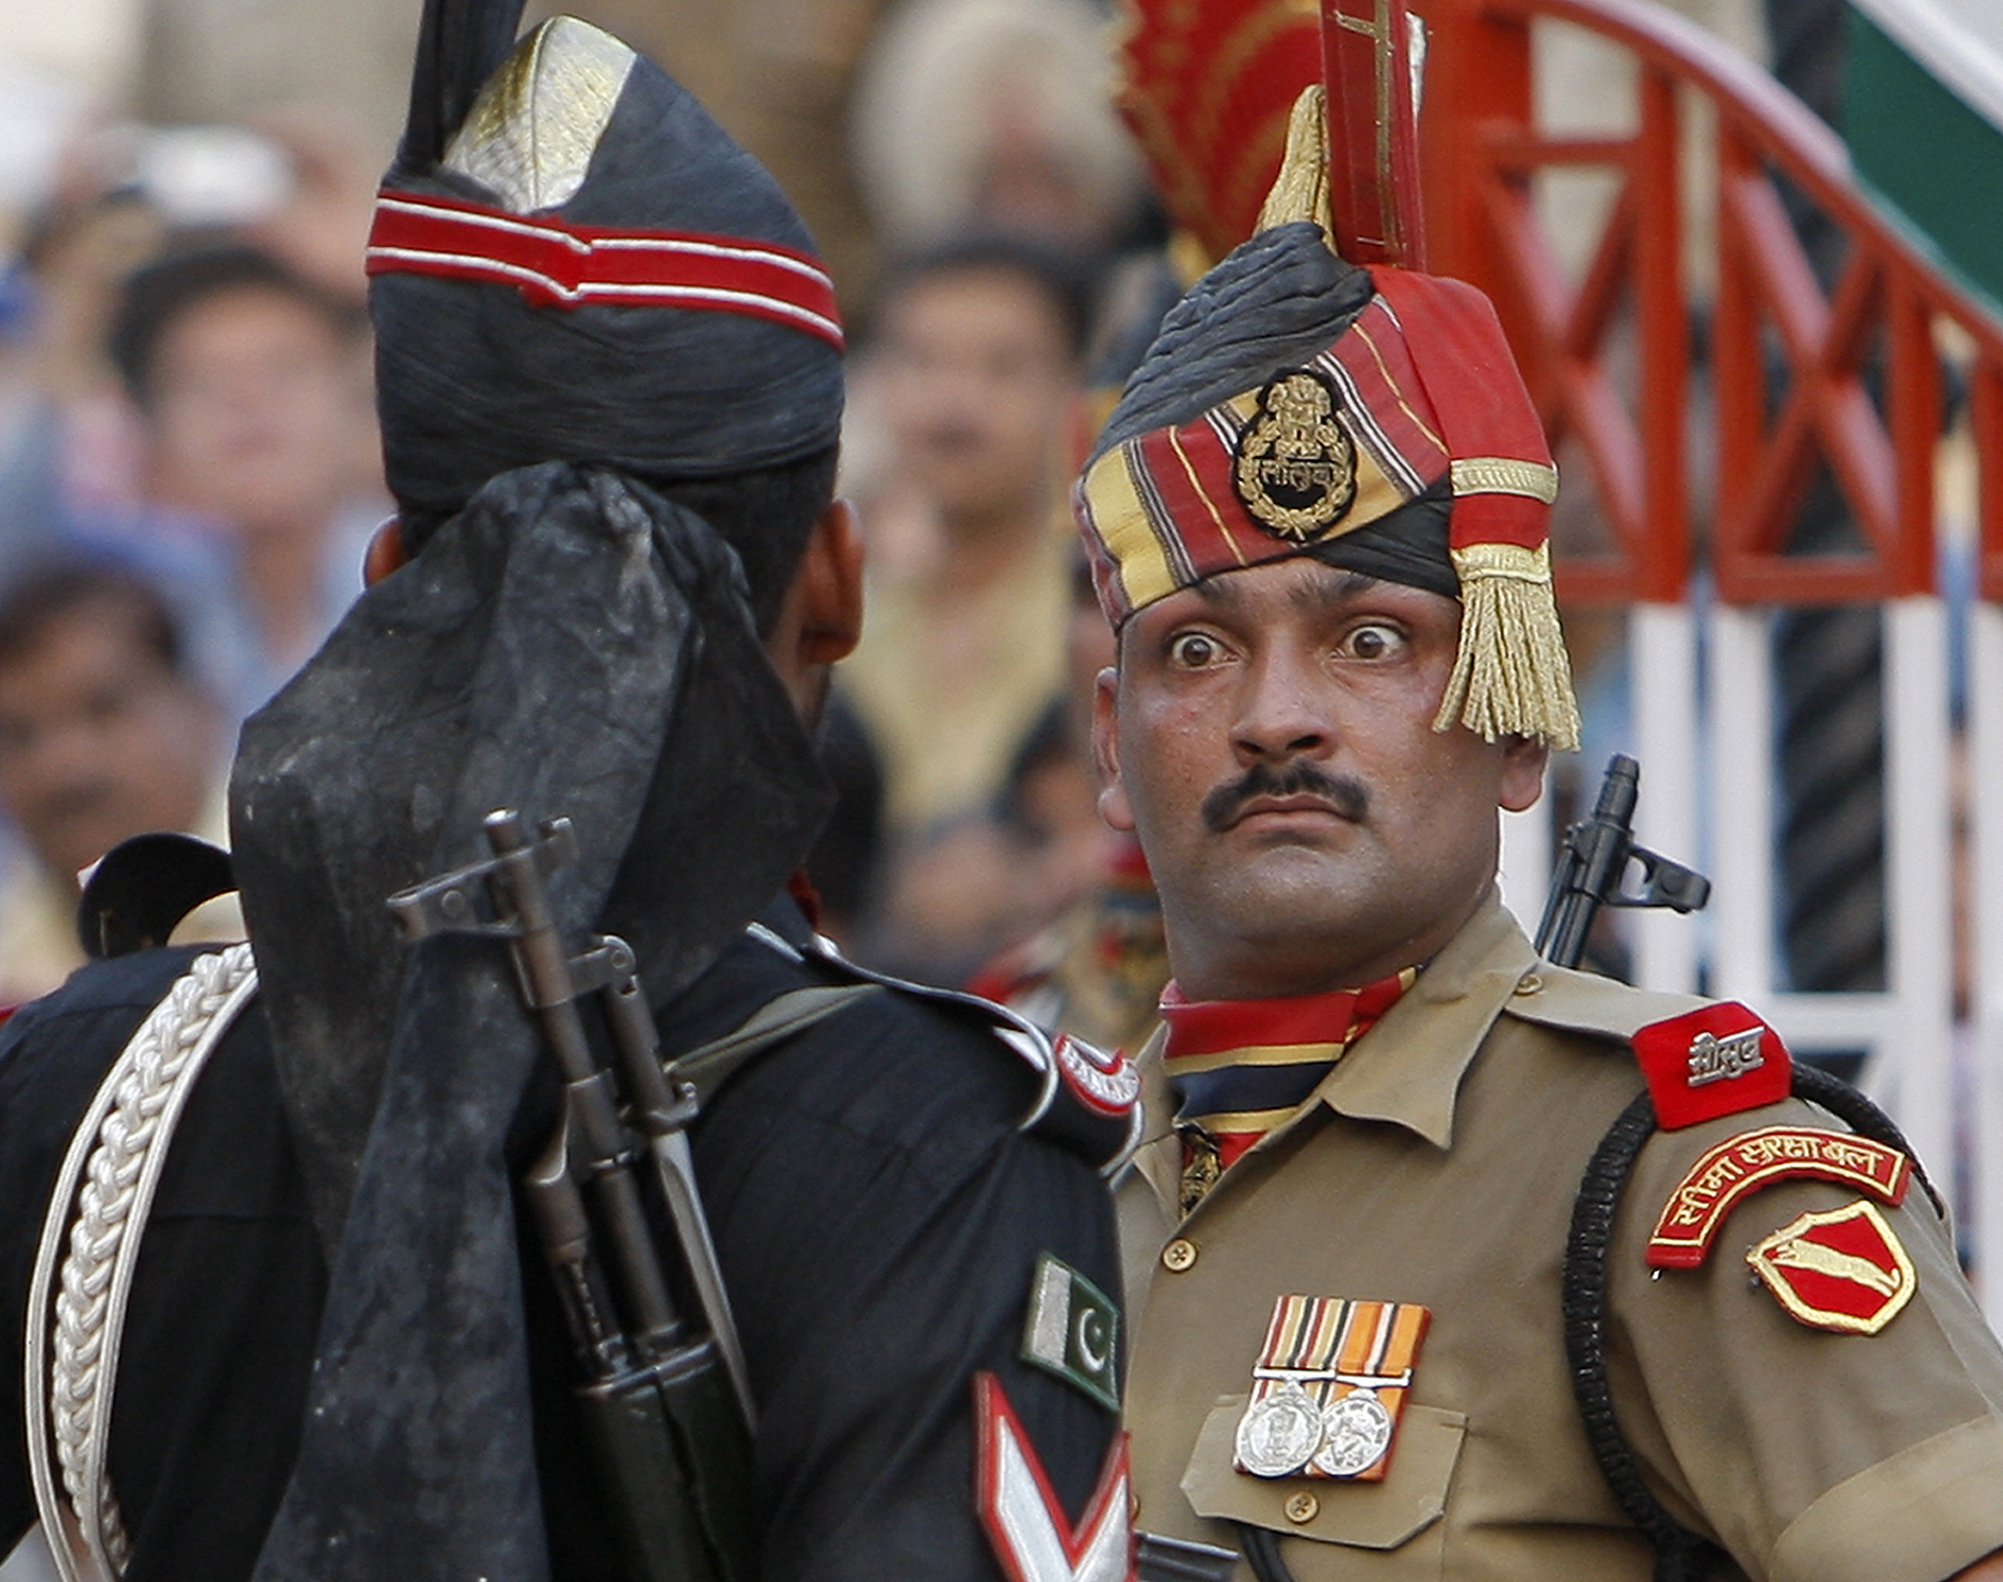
1163, 969, 1416, 1215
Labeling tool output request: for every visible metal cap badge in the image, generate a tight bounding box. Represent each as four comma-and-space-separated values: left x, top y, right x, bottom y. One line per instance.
1232, 370, 1358, 542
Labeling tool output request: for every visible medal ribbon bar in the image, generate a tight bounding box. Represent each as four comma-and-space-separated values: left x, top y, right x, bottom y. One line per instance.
1233, 1294, 1430, 1482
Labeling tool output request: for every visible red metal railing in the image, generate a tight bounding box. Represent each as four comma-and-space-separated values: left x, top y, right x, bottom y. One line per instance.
1418, 0, 2003, 604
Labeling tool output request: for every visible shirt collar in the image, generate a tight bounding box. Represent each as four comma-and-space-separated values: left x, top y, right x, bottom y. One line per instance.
1303, 887, 1534, 1149
1130, 886, 1534, 1187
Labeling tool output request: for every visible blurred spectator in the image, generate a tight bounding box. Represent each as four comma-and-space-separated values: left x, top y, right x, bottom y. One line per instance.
851, 0, 1144, 253
0, 111, 361, 519
966, 830, 1166, 1053
967, 555, 1168, 1052
0, 560, 234, 1005
137, 0, 415, 158
0, 187, 167, 526
989, 549, 1127, 911
838, 233, 1095, 979
106, 242, 383, 711
842, 234, 1088, 829
236, 110, 381, 299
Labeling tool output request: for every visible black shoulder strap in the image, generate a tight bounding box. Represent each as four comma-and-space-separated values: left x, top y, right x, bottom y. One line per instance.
666, 982, 881, 1108
1562, 1067, 1942, 1582
742, 923, 1144, 1173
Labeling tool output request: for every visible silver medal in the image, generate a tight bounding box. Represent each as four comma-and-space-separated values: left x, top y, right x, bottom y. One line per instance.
1313, 1389, 1394, 1477
1234, 1383, 1324, 1478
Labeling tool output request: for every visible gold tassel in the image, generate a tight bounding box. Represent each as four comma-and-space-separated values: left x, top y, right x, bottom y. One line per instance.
1432, 542, 1582, 751
1256, 86, 1333, 239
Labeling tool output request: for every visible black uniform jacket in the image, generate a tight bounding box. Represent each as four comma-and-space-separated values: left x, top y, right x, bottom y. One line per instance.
0, 898, 1126, 1581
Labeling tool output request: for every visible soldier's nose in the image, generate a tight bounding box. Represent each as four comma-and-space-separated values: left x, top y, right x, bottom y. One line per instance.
1232, 647, 1329, 762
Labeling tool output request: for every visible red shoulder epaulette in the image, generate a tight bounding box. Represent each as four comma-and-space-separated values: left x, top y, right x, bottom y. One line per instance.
1629, 1001, 1790, 1130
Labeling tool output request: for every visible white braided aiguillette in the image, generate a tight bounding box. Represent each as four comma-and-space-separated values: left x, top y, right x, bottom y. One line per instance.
24, 943, 259, 1582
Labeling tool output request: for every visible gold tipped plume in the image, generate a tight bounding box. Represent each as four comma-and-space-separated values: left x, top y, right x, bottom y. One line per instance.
1255, 86, 1333, 239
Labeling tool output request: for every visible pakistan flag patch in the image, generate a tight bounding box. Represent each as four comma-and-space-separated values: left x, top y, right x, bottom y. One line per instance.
1020, 1253, 1119, 1411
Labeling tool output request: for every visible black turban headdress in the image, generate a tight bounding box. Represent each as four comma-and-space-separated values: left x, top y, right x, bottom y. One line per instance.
369, 3, 845, 531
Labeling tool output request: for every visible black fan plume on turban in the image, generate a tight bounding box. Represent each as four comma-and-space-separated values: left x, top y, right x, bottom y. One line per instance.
401, 0, 524, 169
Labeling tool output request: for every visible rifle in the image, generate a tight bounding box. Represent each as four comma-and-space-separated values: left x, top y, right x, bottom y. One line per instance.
1534, 756, 1711, 970
390, 810, 756, 1582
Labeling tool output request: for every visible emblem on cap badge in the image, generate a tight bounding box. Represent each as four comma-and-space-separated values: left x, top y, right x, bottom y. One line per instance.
1233, 370, 1357, 543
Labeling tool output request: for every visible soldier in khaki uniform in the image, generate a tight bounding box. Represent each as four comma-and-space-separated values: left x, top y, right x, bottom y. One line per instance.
1073, 104, 2003, 1582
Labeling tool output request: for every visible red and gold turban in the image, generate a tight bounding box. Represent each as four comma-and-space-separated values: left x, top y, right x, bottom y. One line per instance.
1074, 92, 1579, 750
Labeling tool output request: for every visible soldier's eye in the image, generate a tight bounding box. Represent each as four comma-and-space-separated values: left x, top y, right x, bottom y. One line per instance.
1341, 623, 1405, 661
1168, 631, 1222, 668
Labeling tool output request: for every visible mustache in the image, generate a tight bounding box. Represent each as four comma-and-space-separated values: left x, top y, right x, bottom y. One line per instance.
1200, 760, 1370, 832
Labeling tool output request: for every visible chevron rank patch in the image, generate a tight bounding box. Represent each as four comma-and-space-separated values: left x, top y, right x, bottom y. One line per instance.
1021, 1253, 1120, 1411
1746, 1199, 1916, 1335
974, 1372, 1134, 1582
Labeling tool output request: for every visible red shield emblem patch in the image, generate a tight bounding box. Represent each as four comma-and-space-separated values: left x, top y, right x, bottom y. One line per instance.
1745, 1199, 1916, 1335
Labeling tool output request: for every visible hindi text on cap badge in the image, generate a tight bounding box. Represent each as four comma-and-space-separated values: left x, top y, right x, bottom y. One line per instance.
1233, 370, 1357, 543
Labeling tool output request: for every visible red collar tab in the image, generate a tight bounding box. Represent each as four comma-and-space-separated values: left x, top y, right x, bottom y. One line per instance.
1631, 1002, 1791, 1130
785, 869, 823, 932
1160, 973, 1410, 1060
366, 190, 845, 352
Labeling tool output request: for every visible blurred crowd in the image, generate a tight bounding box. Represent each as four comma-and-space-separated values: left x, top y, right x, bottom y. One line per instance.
0, 111, 390, 1003
0, 0, 1190, 1018
0, 0, 1776, 1028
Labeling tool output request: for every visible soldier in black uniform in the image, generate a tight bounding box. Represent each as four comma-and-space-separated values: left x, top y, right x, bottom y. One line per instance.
0, 6, 1136, 1581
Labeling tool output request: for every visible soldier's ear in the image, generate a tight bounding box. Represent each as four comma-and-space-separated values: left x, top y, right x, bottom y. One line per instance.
1498, 733, 1549, 814
794, 497, 863, 666
1093, 664, 1135, 833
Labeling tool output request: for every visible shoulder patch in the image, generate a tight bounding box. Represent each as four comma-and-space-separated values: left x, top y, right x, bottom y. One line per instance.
1021, 1253, 1120, 1411
1745, 1200, 1916, 1334
1052, 1033, 1141, 1120
1646, 1127, 1911, 1268
1000, 1024, 1144, 1176
974, 1372, 1134, 1582
1631, 1001, 1789, 1129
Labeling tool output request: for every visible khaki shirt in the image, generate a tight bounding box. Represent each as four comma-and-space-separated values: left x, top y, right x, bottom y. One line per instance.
1119, 891, 2003, 1582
